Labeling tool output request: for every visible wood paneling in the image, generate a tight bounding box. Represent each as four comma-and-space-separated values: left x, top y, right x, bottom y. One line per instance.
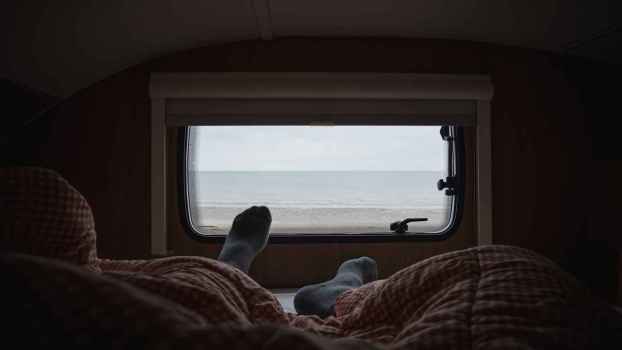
13, 71, 152, 258
9, 38, 619, 296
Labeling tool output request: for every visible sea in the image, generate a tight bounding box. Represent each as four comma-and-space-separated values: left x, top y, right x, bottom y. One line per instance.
188, 171, 448, 210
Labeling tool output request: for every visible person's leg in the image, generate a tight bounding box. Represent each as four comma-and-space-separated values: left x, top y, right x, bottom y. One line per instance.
217, 206, 271, 274
293, 256, 378, 318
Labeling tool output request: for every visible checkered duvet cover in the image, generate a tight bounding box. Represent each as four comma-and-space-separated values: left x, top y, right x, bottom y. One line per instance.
4, 246, 618, 349
2, 167, 620, 349
99, 245, 620, 349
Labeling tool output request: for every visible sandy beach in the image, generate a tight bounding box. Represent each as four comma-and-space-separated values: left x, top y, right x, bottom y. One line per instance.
192, 206, 448, 234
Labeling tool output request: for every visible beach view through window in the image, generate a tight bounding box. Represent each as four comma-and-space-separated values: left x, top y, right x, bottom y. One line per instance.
187, 126, 451, 234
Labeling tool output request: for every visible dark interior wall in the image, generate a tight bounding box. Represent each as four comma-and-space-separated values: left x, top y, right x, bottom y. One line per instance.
563, 60, 622, 303
4, 38, 619, 300
1, 79, 59, 149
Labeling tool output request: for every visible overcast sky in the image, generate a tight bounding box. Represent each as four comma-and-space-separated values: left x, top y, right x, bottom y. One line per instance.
190, 126, 445, 171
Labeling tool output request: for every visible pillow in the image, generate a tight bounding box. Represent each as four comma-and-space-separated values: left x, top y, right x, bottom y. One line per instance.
0, 167, 99, 271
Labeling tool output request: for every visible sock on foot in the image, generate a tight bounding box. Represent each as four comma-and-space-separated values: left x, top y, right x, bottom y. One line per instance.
217, 206, 271, 273
293, 256, 378, 318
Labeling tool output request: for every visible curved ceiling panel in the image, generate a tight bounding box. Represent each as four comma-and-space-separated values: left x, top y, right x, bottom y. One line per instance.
271, 0, 619, 52
1, 0, 258, 97
2, 0, 620, 97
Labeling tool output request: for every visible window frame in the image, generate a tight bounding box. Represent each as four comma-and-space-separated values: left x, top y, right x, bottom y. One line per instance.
178, 123, 466, 243
150, 73, 494, 255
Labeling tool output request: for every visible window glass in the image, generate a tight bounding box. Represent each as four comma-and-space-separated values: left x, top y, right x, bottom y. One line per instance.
187, 126, 452, 235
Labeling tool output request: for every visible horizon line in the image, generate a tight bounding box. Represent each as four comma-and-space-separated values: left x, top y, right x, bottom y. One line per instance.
190, 169, 444, 172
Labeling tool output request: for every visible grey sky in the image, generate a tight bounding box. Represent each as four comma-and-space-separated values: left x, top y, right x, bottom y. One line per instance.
190, 126, 445, 171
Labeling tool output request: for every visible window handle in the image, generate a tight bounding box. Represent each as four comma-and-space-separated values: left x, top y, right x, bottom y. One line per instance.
437, 176, 456, 196
390, 218, 428, 234
440, 125, 453, 141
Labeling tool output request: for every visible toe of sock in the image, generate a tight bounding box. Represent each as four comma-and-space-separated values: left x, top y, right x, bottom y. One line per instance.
244, 205, 271, 221
256, 206, 271, 220
341, 257, 377, 284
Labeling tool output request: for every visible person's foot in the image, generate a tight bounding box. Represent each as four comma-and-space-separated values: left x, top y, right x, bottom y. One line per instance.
217, 206, 271, 273
293, 256, 378, 318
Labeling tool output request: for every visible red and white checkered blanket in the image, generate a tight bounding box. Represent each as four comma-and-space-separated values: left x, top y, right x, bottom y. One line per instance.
98, 245, 617, 348
2, 167, 620, 349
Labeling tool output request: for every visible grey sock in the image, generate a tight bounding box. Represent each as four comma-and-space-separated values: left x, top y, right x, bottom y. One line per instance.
293, 256, 378, 318
217, 206, 271, 273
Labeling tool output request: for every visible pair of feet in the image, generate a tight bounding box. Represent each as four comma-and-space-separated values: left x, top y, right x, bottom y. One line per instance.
217, 206, 378, 318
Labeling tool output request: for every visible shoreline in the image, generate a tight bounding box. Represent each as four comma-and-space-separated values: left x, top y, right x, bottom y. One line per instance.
192, 206, 448, 234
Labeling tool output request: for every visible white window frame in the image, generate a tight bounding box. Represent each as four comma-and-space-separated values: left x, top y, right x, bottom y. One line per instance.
149, 73, 494, 256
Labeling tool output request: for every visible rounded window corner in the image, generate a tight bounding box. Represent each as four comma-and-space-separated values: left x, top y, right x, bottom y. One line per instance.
177, 124, 466, 244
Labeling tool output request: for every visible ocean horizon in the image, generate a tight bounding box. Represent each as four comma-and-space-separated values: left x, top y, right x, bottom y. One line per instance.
188, 170, 448, 209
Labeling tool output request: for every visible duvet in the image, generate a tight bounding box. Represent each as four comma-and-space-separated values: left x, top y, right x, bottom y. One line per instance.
4, 245, 620, 349
2, 167, 621, 349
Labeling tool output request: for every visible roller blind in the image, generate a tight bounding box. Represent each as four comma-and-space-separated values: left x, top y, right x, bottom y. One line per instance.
150, 73, 493, 126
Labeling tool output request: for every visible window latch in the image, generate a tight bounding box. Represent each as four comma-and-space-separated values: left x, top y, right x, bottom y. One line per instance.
390, 218, 428, 234
437, 176, 457, 196
440, 125, 453, 141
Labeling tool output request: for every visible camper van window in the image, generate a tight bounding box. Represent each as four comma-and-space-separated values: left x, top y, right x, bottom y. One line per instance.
181, 125, 464, 242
